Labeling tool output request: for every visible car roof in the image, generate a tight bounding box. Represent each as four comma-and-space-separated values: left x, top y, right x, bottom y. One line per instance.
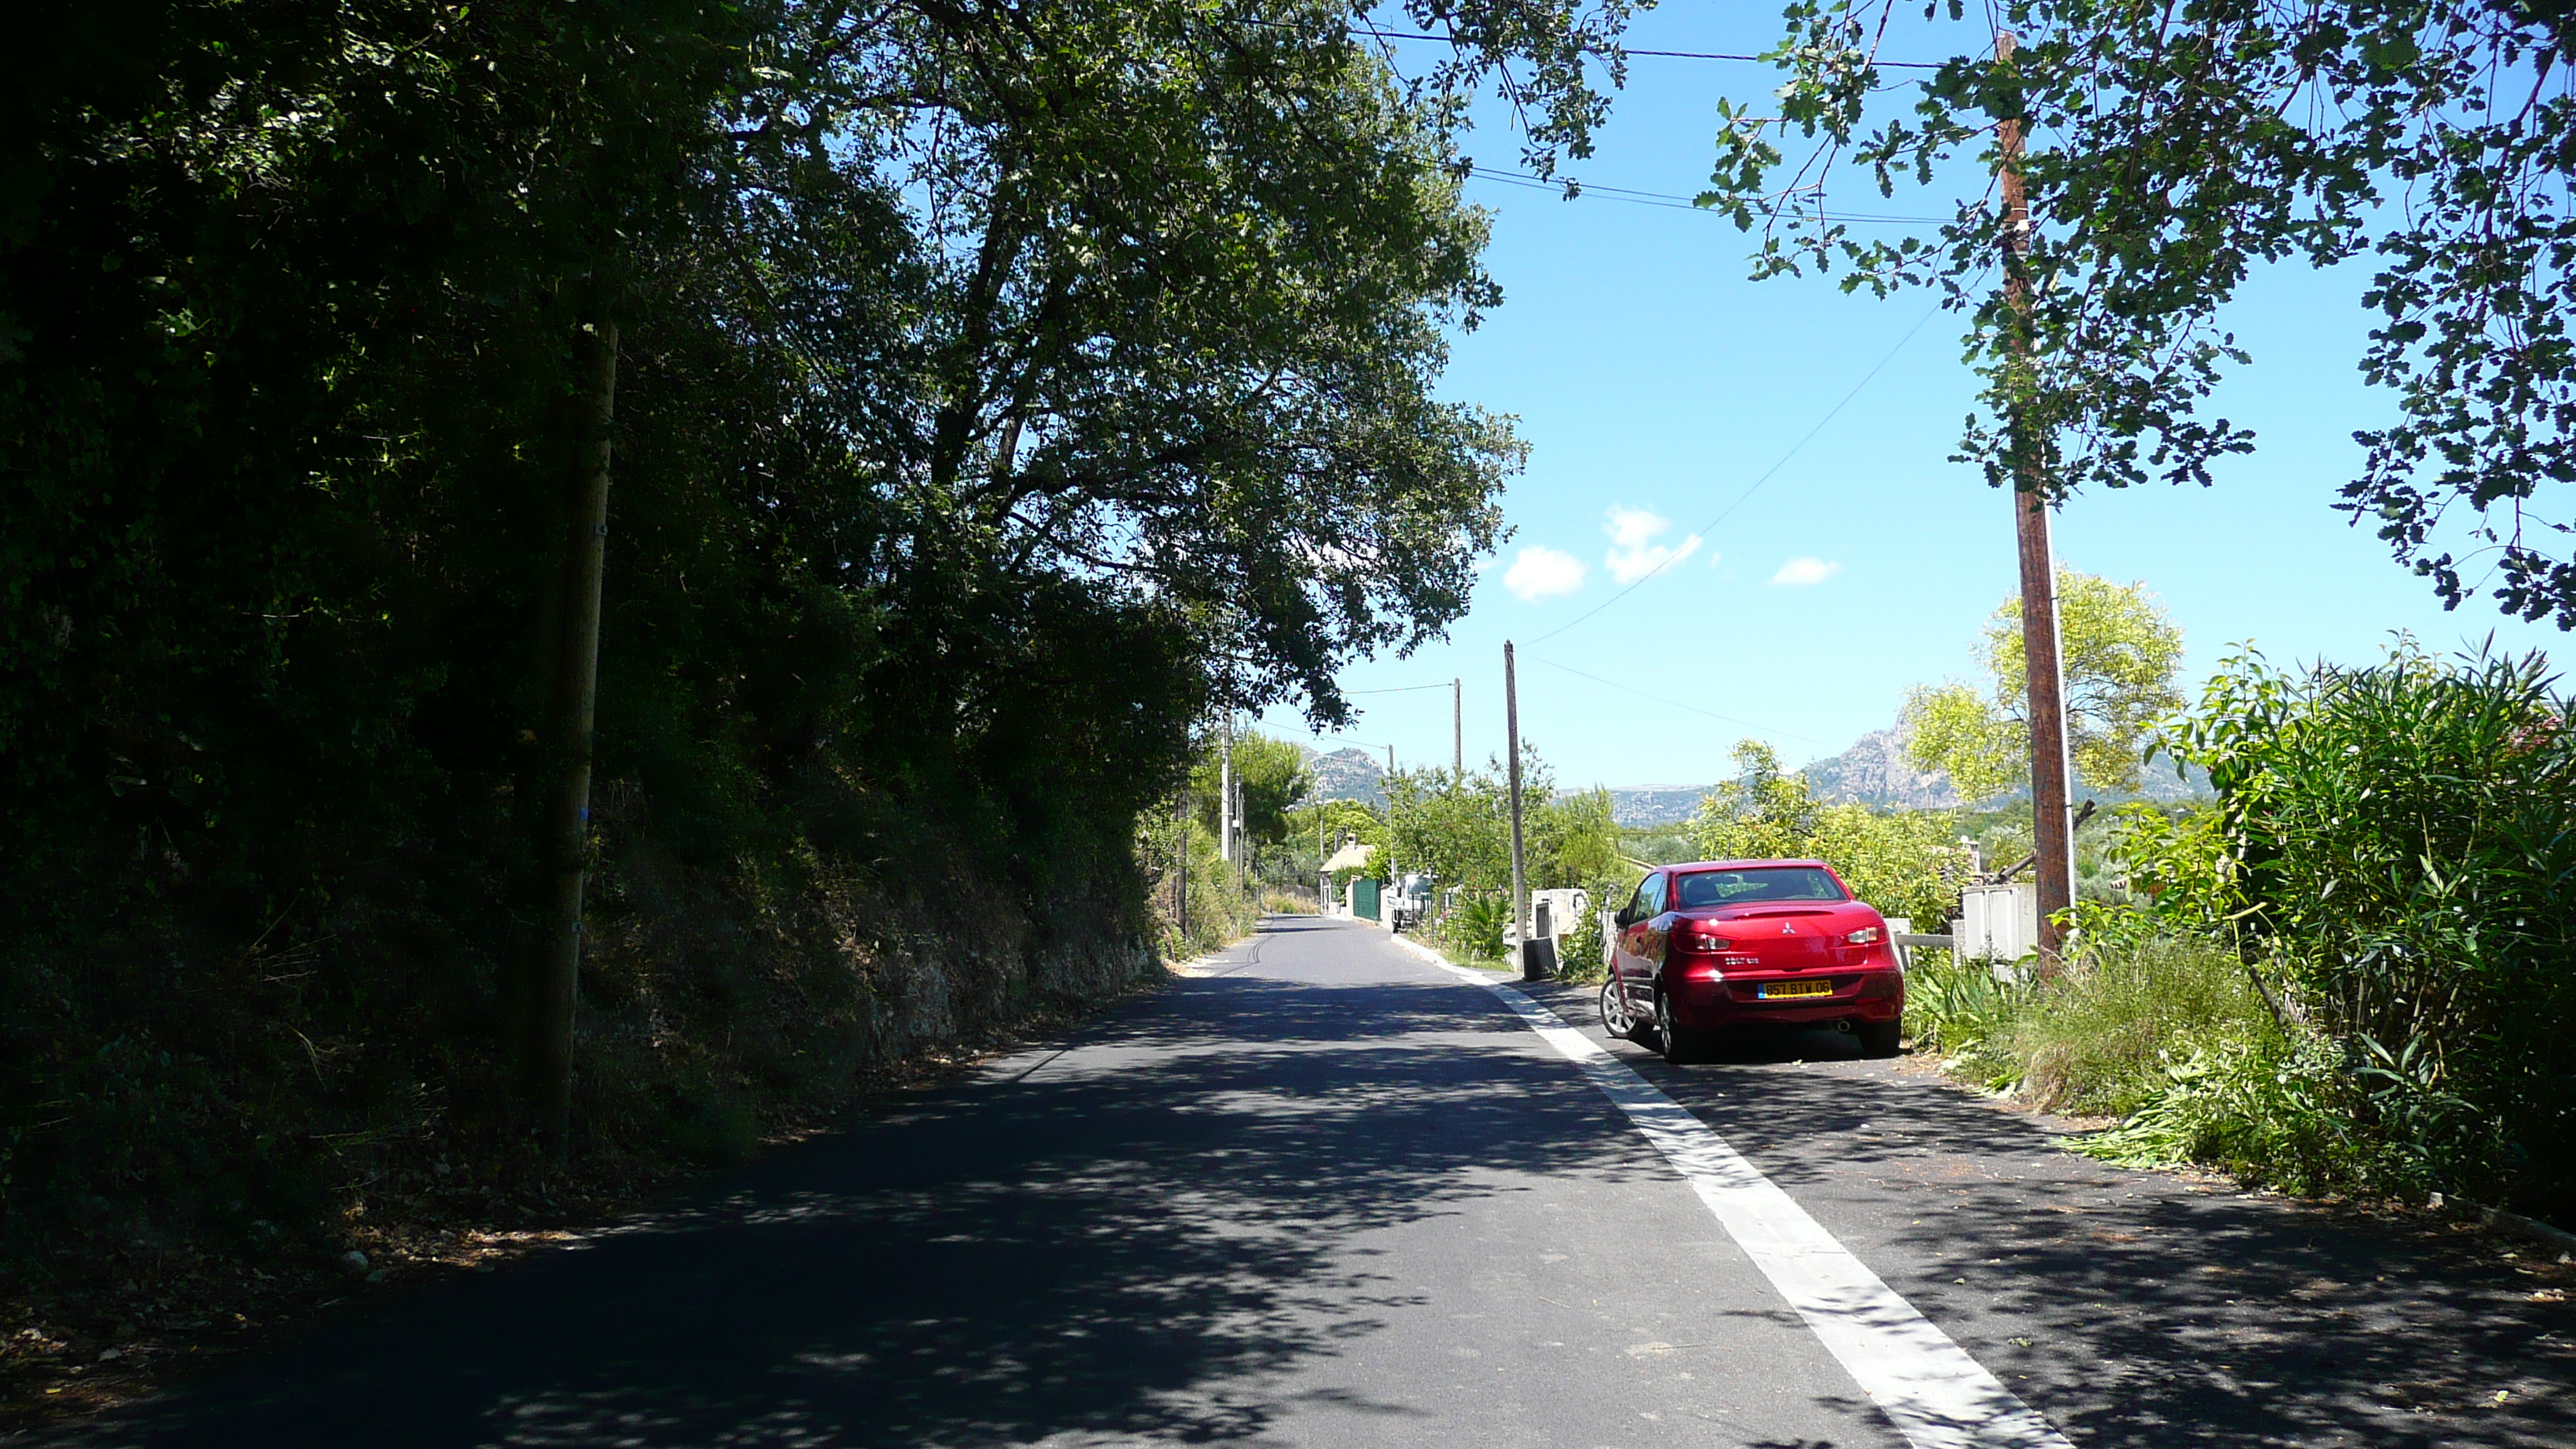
1660, 858, 1832, 872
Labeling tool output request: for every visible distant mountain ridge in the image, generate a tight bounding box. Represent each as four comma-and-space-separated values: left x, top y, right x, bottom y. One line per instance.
1605, 787, 1708, 827
1293, 723, 2206, 818
1802, 727, 1959, 810
1295, 745, 1387, 807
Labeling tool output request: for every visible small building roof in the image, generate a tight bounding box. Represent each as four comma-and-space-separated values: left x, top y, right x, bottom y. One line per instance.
1322, 839, 1378, 873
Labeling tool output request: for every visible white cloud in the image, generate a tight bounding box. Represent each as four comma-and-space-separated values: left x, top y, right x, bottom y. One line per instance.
1769, 556, 1845, 587
1603, 505, 1703, 584
1503, 545, 1588, 601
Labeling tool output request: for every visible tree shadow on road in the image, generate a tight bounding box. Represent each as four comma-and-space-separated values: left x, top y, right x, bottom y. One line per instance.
39, 972, 1666, 1449
1517, 979, 2576, 1449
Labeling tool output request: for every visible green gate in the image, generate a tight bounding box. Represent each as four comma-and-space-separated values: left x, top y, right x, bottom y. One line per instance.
1352, 877, 1380, 922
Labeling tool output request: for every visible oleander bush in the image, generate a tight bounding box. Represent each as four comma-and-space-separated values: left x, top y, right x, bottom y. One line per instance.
1903, 645, 2576, 1223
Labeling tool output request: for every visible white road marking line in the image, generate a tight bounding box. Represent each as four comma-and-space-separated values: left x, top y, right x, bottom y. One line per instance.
1386, 936, 2071, 1449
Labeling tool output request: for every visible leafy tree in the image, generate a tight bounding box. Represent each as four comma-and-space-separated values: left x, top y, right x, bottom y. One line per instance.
1690, 742, 1965, 925
1530, 786, 1624, 889
1382, 747, 1618, 892
0, 0, 1657, 1255
1289, 798, 1389, 865
1384, 765, 1517, 893
1705, 0, 2576, 626
1190, 731, 1314, 848
1900, 570, 2184, 801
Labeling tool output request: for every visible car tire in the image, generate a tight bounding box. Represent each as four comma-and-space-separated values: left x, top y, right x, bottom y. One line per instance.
1857, 1019, 1901, 1059
1598, 978, 1643, 1043
1655, 992, 1705, 1065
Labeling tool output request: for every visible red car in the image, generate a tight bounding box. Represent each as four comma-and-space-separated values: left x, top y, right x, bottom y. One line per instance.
1598, 859, 1904, 1063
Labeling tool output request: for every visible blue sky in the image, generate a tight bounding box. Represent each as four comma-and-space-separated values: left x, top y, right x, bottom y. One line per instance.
1251, 6, 2567, 789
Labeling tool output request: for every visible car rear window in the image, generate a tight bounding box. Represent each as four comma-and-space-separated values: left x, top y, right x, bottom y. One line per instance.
1673, 867, 1848, 906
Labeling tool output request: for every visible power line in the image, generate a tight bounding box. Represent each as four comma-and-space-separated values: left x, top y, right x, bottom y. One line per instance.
1527, 276, 1982, 646
1365, 29, 1946, 68
1342, 682, 1453, 694
1466, 165, 1957, 224
1531, 657, 1821, 743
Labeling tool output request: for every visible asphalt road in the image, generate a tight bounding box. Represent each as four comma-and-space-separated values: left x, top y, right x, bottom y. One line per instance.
27, 916, 2574, 1448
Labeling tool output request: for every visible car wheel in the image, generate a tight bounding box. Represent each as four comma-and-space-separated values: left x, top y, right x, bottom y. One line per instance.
1655, 992, 1704, 1065
1857, 1019, 1901, 1059
1600, 978, 1645, 1043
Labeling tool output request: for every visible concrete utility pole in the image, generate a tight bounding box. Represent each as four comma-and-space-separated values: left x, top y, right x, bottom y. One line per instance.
1504, 641, 1532, 980
1385, 743, 1394, 777
1218, 715, 1235, 865
1453, 678, 1463, 780
527, 315, 618, 1161
1996, 29, 2077, 972
1175, 792, 1189, 934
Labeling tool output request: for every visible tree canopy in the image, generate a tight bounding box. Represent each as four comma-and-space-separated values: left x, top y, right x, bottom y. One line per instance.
1382, 748, 1621, 894
1706, 0, 2576, 627
1191, 731, 1314, 849
1690, 741, 1963, 925
1902, 570, 2186, 800
0, 0, 1651, 1253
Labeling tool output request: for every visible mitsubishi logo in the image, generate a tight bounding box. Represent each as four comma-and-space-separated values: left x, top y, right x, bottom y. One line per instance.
1780, 923, 1797, 935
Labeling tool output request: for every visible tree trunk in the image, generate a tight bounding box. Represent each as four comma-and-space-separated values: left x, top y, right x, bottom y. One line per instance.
526, 314, 618, 1159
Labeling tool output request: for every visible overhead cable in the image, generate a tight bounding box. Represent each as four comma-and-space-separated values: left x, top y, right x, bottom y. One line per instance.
1526, 274, 1984, 646
1466, 165, 1956, 224
1341, 683, 1454, 694
1531, 657, 1821, 743
1363, 29, 1945, 68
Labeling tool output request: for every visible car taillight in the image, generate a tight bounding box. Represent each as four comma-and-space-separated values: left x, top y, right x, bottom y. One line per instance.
1845, 926, 1883, 946
1680, 922, 1734, 952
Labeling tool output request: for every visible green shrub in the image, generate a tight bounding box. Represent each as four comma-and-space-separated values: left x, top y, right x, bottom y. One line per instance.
1444, 895, 1509, 961
1140, 813, 1260, 957
1902, 957, 2031, 1091
2073, 1023, 2366, 1194
2012, 934, 2271, 1117
2073, 1016, 2515, 1201
1553, 882, 1617, 985
2131, 642, 2576, 1214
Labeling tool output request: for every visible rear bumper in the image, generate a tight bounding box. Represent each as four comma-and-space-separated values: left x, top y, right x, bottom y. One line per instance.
1667, 971, 1903, 1029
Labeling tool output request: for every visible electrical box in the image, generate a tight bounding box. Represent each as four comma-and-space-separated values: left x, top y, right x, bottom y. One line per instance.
1954, 882, 2039, 967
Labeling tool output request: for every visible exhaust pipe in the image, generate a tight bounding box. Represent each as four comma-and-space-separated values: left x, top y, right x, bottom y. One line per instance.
1833, 1019, 1855, 1033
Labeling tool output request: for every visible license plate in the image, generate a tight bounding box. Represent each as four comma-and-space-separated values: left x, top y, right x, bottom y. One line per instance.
1758, 979, 1833, 999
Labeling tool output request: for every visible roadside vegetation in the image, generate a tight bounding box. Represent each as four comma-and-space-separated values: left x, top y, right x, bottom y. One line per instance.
1903, 643, 2576, 1226
1697, 0, 2576, 1227
1619, 570, 2575, 1228
1277, 747, 1629, 974
1, 0, 1637, 1403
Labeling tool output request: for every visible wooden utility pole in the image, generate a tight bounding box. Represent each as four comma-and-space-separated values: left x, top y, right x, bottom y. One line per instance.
1996, 30, 2076, 971
1452, 678, 1463, 780
526, 315, 618, 1160
1504, 641, 1532, 979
